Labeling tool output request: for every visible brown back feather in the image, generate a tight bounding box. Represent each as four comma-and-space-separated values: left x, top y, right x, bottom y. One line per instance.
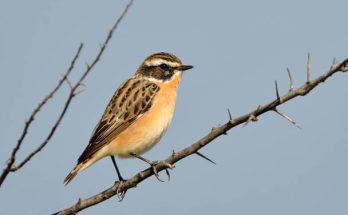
77, 77, 160, 163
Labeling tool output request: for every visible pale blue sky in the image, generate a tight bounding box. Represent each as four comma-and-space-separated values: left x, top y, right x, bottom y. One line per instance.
1, 0, 348, 214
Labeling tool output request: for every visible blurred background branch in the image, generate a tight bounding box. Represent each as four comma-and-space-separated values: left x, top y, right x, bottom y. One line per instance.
0, 0, 134, 187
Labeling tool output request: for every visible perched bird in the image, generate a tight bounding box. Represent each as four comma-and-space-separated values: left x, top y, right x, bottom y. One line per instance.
64, 52, 193, 185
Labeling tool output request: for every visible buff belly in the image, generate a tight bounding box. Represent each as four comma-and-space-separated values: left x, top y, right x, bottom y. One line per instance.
107, 89, 176, 158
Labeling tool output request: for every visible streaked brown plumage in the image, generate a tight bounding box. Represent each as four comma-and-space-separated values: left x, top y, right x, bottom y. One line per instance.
64, 52, 193, 185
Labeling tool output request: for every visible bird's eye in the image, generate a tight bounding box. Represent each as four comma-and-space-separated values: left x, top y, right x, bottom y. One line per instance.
159, 63, 169, 71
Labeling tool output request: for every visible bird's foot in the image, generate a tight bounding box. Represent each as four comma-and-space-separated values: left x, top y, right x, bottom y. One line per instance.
150, 160, 174, 182
130, 152, 174, 182
114, 179, 127, 201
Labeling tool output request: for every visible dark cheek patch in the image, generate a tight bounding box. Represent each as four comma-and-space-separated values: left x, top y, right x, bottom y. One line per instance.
151, 69, 163, 80
139, 65, 176, 81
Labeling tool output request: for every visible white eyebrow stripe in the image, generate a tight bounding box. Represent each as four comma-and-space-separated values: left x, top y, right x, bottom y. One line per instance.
145, 59, 181, 67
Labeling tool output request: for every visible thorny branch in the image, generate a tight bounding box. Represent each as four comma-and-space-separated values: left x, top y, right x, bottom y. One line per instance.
0, 0, 134, 187
55, 57, 348, 214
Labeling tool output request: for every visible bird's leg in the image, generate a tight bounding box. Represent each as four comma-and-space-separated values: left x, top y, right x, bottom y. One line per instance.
130, 152, 174, 182
110, 156, 125, 182
110, 156, 128, 200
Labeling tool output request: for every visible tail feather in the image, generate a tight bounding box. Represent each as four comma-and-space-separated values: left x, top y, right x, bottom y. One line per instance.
64, 147, 107, 185
64, 164, 82, 186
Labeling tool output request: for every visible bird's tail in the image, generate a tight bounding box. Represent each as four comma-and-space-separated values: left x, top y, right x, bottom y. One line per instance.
64, 147, 107, 185
64, 163, 84, 186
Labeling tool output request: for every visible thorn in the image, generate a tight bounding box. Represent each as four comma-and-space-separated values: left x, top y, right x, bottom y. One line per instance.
77, 198, 82, 206
274, 80, 281, 102
330, 57, 337, 70
243, 114, 257, 127
274, 108, 301, 129
227, 108, 233, 120
307, 52, 311, 84
287, 67, 294, 92
195, 152, 216, 165
172, 149, 176, 157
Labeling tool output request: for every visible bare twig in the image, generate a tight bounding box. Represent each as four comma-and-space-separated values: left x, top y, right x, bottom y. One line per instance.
14, 87, 78, 170
0, 43, 83, 187
77, 0, 134, 84
15, 0, 134, 170
55, 57, 348, 214
1, 0, 134, 187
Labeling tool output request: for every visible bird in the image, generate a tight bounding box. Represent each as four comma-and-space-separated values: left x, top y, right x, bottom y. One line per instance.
64, 52, 193, 185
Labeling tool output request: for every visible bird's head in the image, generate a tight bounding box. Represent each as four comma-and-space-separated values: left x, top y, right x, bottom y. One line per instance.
136, 52, 193, 83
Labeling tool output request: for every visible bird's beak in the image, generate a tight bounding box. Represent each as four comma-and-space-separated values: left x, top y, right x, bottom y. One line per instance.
178, 65, 194, 71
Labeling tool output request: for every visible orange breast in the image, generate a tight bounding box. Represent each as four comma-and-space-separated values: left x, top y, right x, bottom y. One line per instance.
108, 73, 182, 158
